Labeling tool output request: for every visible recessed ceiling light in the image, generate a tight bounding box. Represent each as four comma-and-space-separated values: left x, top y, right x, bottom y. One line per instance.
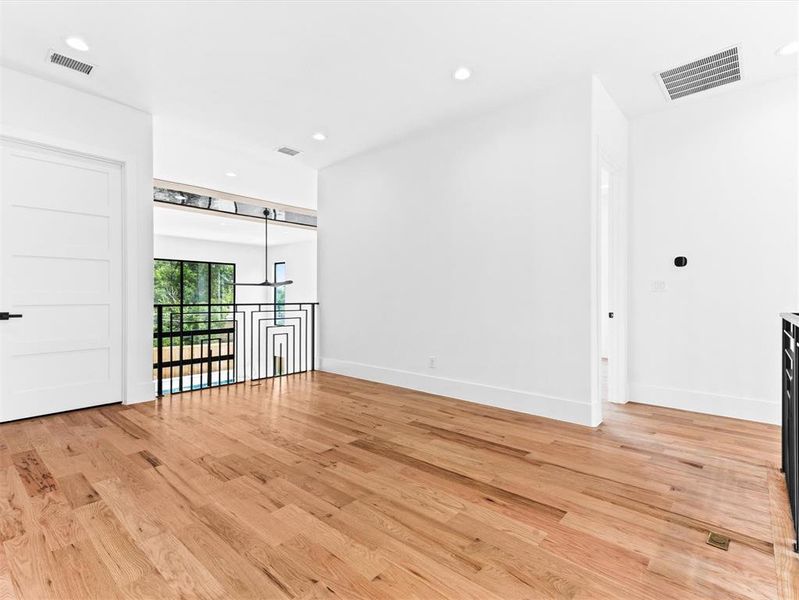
776, 41, 799, 56
311, 132, 327, 141
453, 66, 471, 81
225, 171, 237, 177
65, 36, 90, 52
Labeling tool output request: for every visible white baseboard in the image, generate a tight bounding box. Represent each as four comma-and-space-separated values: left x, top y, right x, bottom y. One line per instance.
320, 357, 595, 426
124, 381, 157, 406
629, 382, 779, 425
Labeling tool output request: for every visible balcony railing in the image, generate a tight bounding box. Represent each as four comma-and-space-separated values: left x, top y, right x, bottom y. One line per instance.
781, 313, 799, 552
154, 302, 318, 396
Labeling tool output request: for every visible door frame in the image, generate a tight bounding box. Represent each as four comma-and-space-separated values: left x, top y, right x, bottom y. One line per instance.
0, 128, 135, 414
591, 148, 629, 425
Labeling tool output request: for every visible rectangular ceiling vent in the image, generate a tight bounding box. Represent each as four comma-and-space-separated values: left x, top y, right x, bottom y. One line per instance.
658, 46, 740, 101
48, 50, 94, 75
276, 146, 300, 157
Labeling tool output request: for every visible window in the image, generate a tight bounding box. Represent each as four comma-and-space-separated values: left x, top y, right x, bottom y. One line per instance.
154, 259, 235, 306
153, 259, 235, 344
211, 262, 235, 305
274, 262, 286, 325
154, 186, 318, 227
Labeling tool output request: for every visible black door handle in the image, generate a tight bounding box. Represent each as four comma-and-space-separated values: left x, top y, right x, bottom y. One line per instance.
0, 312, 22, 320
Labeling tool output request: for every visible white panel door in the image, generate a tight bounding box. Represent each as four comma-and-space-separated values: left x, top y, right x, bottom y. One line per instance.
0, 139, 123, 421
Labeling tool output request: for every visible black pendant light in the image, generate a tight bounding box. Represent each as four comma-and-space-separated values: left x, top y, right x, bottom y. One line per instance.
235, 209, 293, 287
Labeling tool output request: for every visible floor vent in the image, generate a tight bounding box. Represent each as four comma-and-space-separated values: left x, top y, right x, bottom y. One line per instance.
658, 46, 740, 100
276, 146, 300, 157
49, 50, 94, 75
706, 531, 730, 551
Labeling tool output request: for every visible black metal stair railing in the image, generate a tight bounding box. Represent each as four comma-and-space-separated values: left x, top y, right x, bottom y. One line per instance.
154, 302, 317, 396
781, 313, 799, 552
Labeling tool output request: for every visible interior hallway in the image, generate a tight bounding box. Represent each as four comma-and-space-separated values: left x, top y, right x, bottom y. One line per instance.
0, 372, 793, 599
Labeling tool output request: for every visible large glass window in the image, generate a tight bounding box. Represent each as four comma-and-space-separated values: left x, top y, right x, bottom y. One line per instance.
153, 259, 235, 343
182, 261, 209, 305
274, 262, 286, 325
154, 259, 235, 306
154, 186, 317, 227
153, 259, 236, 390
153, 259, 182, 305
211, 262, 235, 305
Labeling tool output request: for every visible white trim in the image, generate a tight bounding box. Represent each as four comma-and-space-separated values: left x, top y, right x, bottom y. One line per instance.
129, 381, 157, 405
629, 382, 779, 425
320, 357, 595, 427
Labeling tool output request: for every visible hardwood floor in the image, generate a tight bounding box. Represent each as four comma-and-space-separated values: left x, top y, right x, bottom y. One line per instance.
0, 371, 795, 599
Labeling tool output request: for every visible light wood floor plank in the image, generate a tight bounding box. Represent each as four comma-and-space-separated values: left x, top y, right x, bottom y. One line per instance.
0, 371, 793, 599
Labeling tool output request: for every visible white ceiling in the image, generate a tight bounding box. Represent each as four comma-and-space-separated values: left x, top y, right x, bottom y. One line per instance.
154, 206, 317, 247
1, 2, 796, 170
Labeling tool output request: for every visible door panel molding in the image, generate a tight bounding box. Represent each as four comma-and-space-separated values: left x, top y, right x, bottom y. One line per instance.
0, 136, 126, 421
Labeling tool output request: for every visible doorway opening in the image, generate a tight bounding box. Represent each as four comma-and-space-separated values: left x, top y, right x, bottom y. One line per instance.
600, 167, 611, 403
594, 157, 628, 424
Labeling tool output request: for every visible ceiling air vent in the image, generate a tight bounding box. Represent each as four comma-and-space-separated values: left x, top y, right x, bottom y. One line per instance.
48, 50, 94, 75
276, 146, 300, 157
657, 46, 741, 101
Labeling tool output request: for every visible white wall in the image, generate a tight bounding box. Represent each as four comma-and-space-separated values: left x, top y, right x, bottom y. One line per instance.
268, 240, 318, 303
0, 66, 154, 405
629, 75, 798, 424
154, 234, 317, 304
319, 78, 596, 425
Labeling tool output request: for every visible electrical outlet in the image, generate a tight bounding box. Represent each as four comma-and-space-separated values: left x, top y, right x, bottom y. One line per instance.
428, 356, 436, 369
